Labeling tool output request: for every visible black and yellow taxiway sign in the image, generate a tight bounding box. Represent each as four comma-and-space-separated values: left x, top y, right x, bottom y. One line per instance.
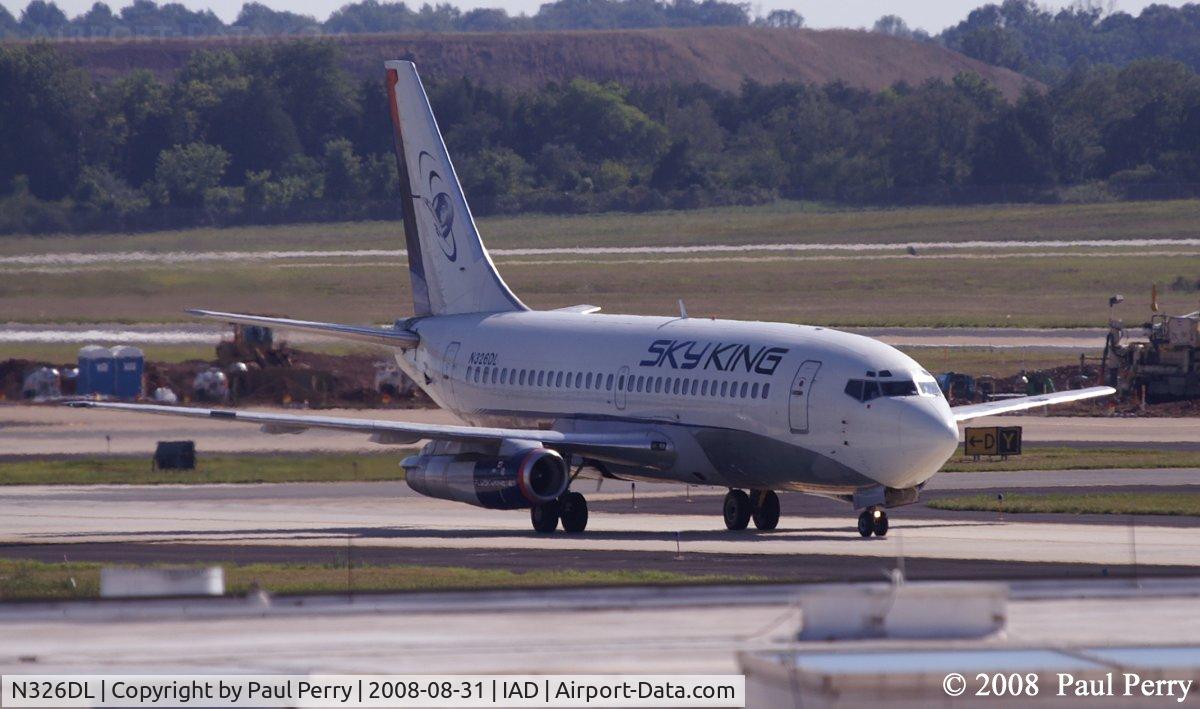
964, 426, 1022, 456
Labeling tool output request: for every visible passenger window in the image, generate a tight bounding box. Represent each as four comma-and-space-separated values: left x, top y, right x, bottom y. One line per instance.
720, 381, 728, 397
617, 375, 625, 390
537, 371, 545, 386
500, 368, 507, 385
738, 382, 746, 398
751, 382, 759, 398
655, 378, 663, 394
585, 373, 593, 389
606, 374, 614, 390
762, 383, 770, 399
636, 375, 645, 392
701, 380, 708, 396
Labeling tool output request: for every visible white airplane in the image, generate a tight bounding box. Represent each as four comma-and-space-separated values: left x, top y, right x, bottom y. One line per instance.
74, 61, 1115, 537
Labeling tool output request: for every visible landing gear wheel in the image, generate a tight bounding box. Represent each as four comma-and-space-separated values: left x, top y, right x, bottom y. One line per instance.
531, 501, 560, 534
723, 489, 752, 531
872, 510, 889, 537
857, 511, 873, 538
559, 492, 589, 533
752, 490, 780, 531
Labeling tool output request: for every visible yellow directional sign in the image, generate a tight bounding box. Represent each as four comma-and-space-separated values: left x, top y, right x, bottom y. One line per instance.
964, 426, 1022, 457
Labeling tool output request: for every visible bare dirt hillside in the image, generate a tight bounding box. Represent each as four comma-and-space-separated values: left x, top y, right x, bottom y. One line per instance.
46, 26, 1034, 97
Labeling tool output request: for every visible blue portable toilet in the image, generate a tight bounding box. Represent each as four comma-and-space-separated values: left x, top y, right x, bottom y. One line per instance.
111, 345, 145, 400
77, 345, 116, 396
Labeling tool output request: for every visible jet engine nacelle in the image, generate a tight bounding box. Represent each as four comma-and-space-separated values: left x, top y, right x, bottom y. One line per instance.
403, 447, 569, 509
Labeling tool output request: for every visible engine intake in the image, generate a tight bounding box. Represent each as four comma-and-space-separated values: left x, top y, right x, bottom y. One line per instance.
404, 447, 568, 509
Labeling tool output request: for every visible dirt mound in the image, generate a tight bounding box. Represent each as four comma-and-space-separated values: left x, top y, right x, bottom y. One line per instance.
40, 27, 1034, 98
1, 350, 434, 409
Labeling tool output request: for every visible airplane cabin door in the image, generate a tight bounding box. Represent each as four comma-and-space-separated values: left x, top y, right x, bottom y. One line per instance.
441, 341, 461, 399
788, 360, 822, 434
615, 366, 629, 410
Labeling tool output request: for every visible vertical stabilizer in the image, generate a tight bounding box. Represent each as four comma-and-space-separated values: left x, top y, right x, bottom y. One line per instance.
385, 60, 527, 316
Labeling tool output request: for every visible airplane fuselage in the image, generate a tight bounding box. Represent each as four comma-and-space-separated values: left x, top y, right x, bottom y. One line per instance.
397, 310, 961, 498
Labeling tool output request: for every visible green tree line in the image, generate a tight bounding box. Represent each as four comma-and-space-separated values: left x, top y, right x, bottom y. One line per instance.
2, 40, 1200, 235
943, 0, 1200, 82
0, 0, 760, 39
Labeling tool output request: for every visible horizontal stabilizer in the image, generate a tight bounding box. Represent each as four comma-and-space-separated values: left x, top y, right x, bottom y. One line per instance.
187, 309, 419, 349
951, 386, 1115, 422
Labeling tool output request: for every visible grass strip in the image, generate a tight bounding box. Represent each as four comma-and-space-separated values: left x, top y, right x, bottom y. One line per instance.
927, 492, 1200, 516
940, 447, 1200, 472
0, 453, 412, 485
0, 559, 753, 601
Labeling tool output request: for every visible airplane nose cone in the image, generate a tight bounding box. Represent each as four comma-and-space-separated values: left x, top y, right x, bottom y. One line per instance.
894, 402, 960, 486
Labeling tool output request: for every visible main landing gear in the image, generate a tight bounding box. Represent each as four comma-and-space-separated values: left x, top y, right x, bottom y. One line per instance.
531, 491, 589, 534
857, 507, 888, 537
723, 489, 780, 531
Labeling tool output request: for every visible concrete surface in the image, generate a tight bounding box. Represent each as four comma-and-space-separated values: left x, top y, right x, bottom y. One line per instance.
1, 579, 1199, 675
0, 482, 1194, 568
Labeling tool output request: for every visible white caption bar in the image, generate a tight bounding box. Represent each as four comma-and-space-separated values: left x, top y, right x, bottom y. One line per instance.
1, 675, 744, 708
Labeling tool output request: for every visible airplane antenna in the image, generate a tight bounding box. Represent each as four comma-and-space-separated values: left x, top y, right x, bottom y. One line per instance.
678, 299, 688, 319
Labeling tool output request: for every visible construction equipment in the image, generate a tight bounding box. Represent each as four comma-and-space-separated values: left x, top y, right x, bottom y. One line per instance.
1102, 291, 1200, 403
216, 323, 292, 369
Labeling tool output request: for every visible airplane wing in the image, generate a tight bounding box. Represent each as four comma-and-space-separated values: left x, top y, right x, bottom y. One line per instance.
950, 386, 1115, 422
553, 304, 602, 314
187, 309, 419, 349
67, 401, 673, 469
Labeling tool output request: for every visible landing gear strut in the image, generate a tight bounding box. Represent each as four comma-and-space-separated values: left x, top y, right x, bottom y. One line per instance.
857, 507, 888, 538
530, 492, 589, 534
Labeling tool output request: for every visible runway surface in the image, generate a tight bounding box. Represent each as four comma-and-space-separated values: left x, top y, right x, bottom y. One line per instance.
1, 478, 1198, 575
5, 404, 1198, 456
2, 579, 1199, 674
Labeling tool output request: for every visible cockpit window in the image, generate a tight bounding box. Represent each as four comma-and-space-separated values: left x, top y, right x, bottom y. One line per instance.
880, 380, 918, 397
844, 377, 918, 401
919, 381, 941, 396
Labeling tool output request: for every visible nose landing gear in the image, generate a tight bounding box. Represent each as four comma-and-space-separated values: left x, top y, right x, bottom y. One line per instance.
857, 507, 888, 537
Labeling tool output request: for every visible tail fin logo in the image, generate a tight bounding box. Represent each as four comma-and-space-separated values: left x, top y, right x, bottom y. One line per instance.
418, 150, 457, 262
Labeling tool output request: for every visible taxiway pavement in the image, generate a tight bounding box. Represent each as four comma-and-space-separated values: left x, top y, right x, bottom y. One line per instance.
1, 579, 1198, 674
0, 480, 1196, 571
